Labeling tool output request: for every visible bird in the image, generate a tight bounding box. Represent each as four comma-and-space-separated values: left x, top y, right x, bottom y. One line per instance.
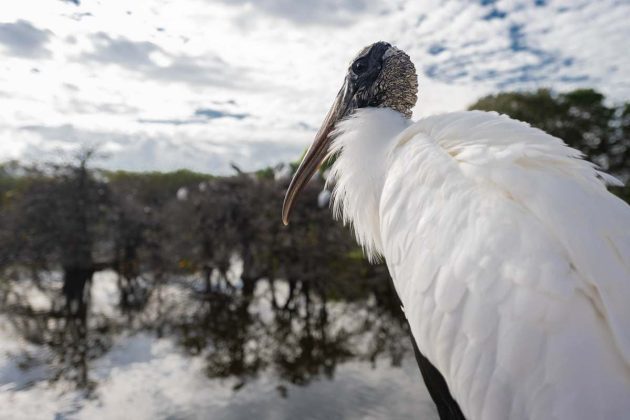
281, 41, 630, 420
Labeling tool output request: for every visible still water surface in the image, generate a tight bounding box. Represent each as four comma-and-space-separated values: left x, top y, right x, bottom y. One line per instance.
0, 270, 437, 419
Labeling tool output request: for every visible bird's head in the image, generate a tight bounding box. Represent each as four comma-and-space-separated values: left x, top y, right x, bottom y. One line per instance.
282, 41, 418, 225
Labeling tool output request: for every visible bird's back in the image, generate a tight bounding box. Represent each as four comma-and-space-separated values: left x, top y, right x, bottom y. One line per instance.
377, 111, 630, 419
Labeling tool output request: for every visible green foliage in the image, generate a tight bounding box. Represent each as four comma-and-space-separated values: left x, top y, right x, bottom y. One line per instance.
255, 166, 275, 180
0, 161, 37, 204
0, 164, 17, 202
106, 169, 214, 205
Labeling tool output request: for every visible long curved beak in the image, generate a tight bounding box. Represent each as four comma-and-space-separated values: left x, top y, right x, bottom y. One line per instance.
282, 77, 354, 225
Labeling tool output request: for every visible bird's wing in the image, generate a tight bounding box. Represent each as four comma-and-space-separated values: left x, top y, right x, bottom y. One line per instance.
379, 111, 630, 420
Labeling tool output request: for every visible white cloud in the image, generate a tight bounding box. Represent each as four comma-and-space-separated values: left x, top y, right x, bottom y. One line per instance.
213, 0, 382, 25
0, 0, 627, 173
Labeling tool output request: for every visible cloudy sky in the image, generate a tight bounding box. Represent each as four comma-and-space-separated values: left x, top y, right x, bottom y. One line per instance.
0, 0, 628, 174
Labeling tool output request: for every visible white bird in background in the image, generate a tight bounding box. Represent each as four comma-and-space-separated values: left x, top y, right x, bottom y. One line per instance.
282, 42, 630, 420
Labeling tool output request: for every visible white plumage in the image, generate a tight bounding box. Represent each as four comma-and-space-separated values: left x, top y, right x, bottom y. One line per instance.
327, 107, 630, 419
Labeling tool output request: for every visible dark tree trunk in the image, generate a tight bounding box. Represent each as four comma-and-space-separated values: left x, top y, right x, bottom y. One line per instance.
62, 266, 94, 317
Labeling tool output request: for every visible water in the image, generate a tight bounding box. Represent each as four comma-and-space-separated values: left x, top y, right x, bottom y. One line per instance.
0, 270, 438, 419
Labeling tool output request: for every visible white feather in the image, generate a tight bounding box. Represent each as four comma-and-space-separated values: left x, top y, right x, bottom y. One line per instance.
329, 108, 630, 420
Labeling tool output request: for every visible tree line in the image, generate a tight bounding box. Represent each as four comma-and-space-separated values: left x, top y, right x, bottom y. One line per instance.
0, 88, 628, 312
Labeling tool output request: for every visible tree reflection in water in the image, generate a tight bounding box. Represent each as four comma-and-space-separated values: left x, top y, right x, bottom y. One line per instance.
1, 267, 410, 397
0, 173, 412, 403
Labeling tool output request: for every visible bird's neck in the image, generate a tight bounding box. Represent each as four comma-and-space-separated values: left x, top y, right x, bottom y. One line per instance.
327, 108, 411, 261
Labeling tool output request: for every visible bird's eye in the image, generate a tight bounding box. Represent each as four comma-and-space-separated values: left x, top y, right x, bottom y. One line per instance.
352, 59, 368, 75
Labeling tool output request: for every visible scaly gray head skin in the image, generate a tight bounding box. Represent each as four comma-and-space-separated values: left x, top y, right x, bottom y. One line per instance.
282, 42, 418, 225
349, 42, 418, 118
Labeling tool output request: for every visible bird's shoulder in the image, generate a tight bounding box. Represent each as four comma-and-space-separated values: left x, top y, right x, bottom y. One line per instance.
387, 110, 629, 295
399, 110, 618, 185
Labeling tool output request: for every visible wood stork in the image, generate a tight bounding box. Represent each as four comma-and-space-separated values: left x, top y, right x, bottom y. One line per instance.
282, 41, 630, 420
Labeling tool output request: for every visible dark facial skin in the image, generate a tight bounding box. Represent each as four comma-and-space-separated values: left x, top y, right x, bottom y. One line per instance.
348, 41, 391, 110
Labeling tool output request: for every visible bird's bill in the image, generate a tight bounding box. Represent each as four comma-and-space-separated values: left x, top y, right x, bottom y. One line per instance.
282, 77, 354, 225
